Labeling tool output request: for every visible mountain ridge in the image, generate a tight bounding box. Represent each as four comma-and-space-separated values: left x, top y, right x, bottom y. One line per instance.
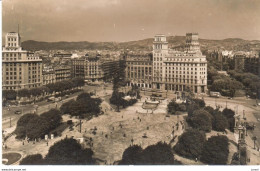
20, 36, 260, 52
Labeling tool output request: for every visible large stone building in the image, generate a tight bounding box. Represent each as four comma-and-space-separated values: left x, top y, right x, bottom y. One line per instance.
244, 56, 260, 77
54, 66, 71, 82
2, 32, 43, 90
125, 53, 153, 88
71, 54, 121, 82
125, 33, 207, 93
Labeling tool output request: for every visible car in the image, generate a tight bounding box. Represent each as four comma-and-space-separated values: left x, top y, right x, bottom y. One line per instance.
65, 95, 69, 98
14, 110, 22, 114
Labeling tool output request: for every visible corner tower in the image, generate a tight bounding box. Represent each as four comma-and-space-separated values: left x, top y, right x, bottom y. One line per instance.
152, 34, 168, 90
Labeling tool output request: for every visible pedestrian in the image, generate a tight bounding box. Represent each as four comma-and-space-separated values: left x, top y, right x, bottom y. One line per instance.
47, 141, 48, 146
140, 119, 141, 122
22, 141, 24, 145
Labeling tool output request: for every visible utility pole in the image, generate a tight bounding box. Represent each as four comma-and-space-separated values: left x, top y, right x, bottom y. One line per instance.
9, 117, 11, 128
79, 119, 82, 133
226, 101, 227, 108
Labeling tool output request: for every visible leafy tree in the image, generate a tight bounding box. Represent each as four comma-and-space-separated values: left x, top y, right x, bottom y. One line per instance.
3, 90, 17, 100
40, 109, 62, 130
77, 92, 91, 101
60, 99, 76, 114
119, 145, 143, 165
187, 103, 200, 117
45, 138, 94, 165
168, 101, 186, 115
110, 90, 125, 112
140, 142, 175, 165
201, 135, 229, 164
72, 77, 85, 88
15, 114, 39, 139
222, 108, 235, 131
20, 154, 44, 165
204, 106, 214, 115
18, 89, 30, 98
193, 99, 206, 108
29, 88, 42, 97
189, 110, 212, 132
26, 116, 50, 139
174, 129, 206, 159
213, 114, 229, 132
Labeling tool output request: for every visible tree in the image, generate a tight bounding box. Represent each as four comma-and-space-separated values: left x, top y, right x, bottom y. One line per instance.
119, 145, 143, 165
110, 90, 125, 112
140, 142, 175, 165
213, 114, 229, 132
189, 110, 212, 132
3, 90, 17, 100
201, 135, 229, 165
26, 116, 50, 139
193, 99, 206, 108
222, 108, 235, 131
18, 89, 30, 98
15, 114, 39, 139
174, 129, 206, 159
77, 92, 91, 101
168, 101, 186, 114
45, 138, 94, 165
72, 77, 85, 88
60, 99, 76, 114
204, 106, 214, 115
187, 103, 200, 117
20, 154, 44, 165
40, 109, 62, 130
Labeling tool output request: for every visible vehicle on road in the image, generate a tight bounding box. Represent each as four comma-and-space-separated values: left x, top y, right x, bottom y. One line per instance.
210, 91, 220, 98
14, 110, 22, 114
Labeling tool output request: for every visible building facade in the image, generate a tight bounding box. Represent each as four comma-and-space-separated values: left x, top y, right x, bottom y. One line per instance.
2, 32, 43, 90
42, 71, 56, 85
125, 33, 207, 93
125, 53, 153, 88
71, 55, 121, 82
55, 66, 71, 82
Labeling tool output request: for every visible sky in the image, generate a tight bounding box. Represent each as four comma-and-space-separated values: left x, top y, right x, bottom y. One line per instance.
2, 0, 260, 42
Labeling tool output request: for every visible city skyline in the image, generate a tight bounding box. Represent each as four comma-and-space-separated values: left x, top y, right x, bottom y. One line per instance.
3, 0, 260, 42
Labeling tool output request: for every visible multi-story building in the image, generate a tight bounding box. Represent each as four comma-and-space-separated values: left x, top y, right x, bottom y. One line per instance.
244, 54, 260, 77
42, 71, 56, 85
234, 52, 246, 71
2, 32, 43, 90
125, 33, 207, 93
71, 54, 121, 82
55, 66, 71, 82
125, 53, 153, 88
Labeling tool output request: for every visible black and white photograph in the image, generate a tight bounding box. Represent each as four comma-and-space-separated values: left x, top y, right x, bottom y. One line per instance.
1, 0, 260, 169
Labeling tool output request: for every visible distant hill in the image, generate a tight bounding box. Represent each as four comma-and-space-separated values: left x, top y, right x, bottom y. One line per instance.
21, 36, 260, 52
